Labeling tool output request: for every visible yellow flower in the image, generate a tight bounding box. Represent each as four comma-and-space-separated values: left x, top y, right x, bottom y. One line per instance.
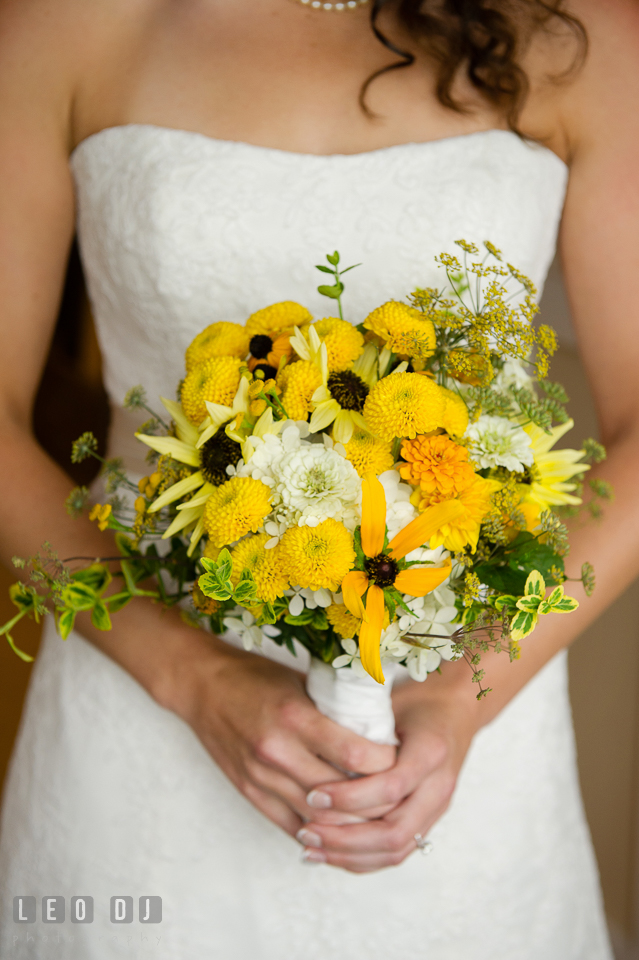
341, 474, 458, 683
343, 431, 395, 478
191, 582, 221, 615
89, 503, 112, 531
181, 356, 243, 424
185, 322, 249, 371
400, 434, 476, 499
440, 387, 469, 437
327, 602, 361, 638
203, 477, 272, 548
413, 476, 501, 552
363, 372, 445, 441
521, 419, 589, 509
277, 360, 323, 421
307, 318, 364, 372
303, 336, 377, 444
231, 533, 289, 602
363, 301, 436, 359
279, 519, 355, 592
246, 301, 312, 339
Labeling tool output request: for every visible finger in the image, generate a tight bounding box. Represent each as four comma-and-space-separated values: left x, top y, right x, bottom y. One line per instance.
301, 839, 417, 873
301, 711, 396, 776
253, 729, 349, 790
308, 765, 454, 854
247, 761, 367, 825
242, 780, 303, 837
306, 728, 446, 813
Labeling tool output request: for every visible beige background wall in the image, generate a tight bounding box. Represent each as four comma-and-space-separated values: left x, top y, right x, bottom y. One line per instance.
0, 258, 638, 957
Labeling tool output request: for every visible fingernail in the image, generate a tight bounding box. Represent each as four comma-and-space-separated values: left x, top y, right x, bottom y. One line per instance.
296, 828, 322, 848
301, 848, 326, 864
306, 790, 332, 809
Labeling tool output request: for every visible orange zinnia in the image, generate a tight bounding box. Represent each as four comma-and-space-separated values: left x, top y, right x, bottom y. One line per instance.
400, 434, 476, 500
340, 474, 463, 685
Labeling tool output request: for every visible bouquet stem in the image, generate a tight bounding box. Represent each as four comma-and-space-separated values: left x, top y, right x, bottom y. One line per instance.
305, 658, 399, 746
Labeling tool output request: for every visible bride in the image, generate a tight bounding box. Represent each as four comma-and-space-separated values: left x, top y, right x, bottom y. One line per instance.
0, 0, 636, 956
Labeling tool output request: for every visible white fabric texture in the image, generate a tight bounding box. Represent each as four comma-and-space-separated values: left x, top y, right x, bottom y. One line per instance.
0, 125, 612, 959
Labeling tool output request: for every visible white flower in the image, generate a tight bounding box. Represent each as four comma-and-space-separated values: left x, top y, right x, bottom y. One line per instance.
286, 587, 332, 616
394, 584, 459, 681
275, 444, 360, 528
223, 610, 281, 652
332, 638, 368, 676
466, 415, 534, 472
493, 357, 533, 394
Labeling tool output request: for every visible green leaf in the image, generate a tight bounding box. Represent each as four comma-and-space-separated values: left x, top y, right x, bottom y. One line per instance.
233, 580, 259, 604
198, 572, 232, 601
115, 532, 136, 557
105, 592, 133, 614
199, 557, 218, 574
284, 609, 316, 626
72, 564, 112, 595
515, 595, 541, 613
326, 251, 340, 266
525, 570, 546, 598
61, 582, 97, 611
257, 602, 277, 626
217, 548, 233, 582
549, 596, 579, 613
317, 282, 344, 300
493, 594, 519, 613
58, 609, 76, 640
9, 582, 36, 613
311, 609, 328, 631
5, 632, 35, 662
315, 264, 335, 274
510, 609, 537, 641
91, 601, 112, 631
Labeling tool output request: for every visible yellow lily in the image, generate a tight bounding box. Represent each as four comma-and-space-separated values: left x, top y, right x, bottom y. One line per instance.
341, 474, 463, 684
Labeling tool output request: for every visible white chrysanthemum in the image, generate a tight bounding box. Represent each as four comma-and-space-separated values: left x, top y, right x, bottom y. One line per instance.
466, 414, 534, 472
275, 444, 361, 528
493, 357, 533, 394
378, 469, 418, 540
223, 610, 281, 652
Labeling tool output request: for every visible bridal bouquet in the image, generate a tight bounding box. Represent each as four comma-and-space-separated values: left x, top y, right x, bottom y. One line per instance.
4, 241, 608, 742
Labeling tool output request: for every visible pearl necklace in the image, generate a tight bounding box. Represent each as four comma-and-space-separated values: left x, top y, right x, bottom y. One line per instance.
296, 0, 369, 10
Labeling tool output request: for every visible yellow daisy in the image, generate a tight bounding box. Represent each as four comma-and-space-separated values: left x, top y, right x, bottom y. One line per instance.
363, 372, 445, 441
203, 477, 272, 548
181, 356, 243, 424
279, 519, 355, 591
185, 322, 249, 371
305, 338, 378, 445
363, 301, 436, 359
521, 419, 590, 509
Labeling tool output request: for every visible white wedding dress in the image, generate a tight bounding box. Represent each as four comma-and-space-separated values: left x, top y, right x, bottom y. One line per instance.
0, 126, 612, 960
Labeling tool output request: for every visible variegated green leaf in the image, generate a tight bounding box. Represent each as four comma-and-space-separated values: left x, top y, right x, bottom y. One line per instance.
524, 570, 546, 598
516, 596, 541, 613
550, 596, 580, 613
510, 609, 538, 641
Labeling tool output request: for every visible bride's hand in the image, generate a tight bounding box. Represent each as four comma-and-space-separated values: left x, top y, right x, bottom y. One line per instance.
167, 638, 396, 839
295, 671, 478, 872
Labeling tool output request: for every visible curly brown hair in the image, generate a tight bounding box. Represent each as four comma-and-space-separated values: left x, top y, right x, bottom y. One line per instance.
366, 0, 587, 131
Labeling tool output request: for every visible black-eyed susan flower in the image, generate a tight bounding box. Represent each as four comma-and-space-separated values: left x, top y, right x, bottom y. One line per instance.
341, 474, 461, 683
279, 518, 355, 592
363, 371, 445, 441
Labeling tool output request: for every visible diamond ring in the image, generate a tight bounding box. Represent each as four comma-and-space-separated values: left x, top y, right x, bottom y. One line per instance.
414, 833, 433, 856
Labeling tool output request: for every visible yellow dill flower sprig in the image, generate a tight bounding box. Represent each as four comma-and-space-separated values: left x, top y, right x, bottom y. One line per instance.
202, 477, 272, 547
279, 519, 355, 591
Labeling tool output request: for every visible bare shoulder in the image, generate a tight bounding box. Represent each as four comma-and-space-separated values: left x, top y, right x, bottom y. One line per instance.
0, 0, 163, 147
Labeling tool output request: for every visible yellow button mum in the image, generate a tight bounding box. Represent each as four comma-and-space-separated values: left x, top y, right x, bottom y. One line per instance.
363, 301, 436, 359
440, 386, 469, 437
181, 356, 243, 424
311, 318, 364, 372
277, 360, 323, 421
185, 322, 250, 371
363, 372, 445, 441
327, 602, 361, 638
343, 431, 395, 478
230, 533, 289, 603
202, 477, 272, 548
246, 301, 312, 340
279, 519, 355, 592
